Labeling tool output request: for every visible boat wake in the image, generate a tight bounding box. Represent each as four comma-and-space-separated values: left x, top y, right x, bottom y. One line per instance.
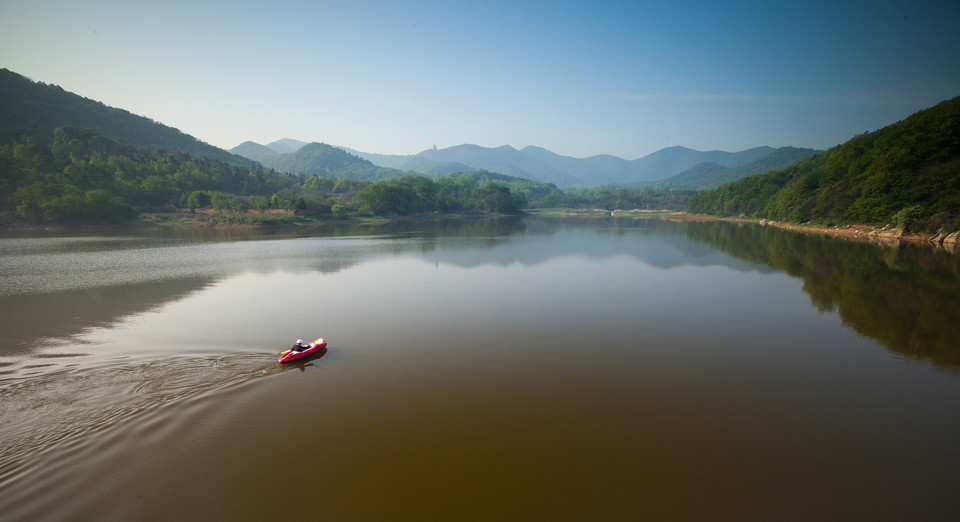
0, 353, 282, 496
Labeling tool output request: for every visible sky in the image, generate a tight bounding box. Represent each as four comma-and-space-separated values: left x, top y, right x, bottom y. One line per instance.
2, 0, 959, 159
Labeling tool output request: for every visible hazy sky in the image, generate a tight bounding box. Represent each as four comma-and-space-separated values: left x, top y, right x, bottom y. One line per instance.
2, 0, 959, 159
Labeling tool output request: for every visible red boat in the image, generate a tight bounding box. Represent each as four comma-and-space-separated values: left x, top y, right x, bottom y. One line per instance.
279, 337, 327, 363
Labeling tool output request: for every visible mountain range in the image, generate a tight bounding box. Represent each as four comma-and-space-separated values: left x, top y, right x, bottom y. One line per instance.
231, 139, 819, 189
1, 66, 817, 191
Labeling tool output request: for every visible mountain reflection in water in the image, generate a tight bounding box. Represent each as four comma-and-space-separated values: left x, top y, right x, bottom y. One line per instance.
681, 219, 960, 371
0, 217, 958, 521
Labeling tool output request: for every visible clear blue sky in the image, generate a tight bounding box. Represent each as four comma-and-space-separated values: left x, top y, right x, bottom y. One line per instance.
2, 0, 958, 159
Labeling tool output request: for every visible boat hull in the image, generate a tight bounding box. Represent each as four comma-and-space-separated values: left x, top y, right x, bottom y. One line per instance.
279, 338, 327, 363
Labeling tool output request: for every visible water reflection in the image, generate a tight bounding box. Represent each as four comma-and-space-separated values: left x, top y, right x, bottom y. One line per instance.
0, 278, 215, 358
681, 219, 960, 370
2, 218, 959, 521
3, 217, 958, 372
0, 231, 429, 358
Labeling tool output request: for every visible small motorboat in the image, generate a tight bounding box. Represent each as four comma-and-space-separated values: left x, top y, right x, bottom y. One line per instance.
279, 337, 327, 363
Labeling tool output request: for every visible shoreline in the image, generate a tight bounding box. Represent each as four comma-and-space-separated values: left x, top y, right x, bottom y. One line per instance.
667, 212, 960, 249
5, 209, 958, 251
525, 208, 959, 249
0, 210, 520, 233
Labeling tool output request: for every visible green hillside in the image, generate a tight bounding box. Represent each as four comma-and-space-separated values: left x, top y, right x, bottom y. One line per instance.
0, 69, 536, 224
0, 126, 299, 223
655, 147, 819, 190
0, 125, 534, 224
254, 142, 411, 181
0, 69, 252, 166
686, 97, 960, 233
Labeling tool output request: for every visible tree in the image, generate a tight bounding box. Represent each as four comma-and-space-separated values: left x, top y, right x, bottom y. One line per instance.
481, 181, 520, 213
139, 175, 177, 206
249, 195, 271, 213
211, 193, 231, 218
10, 183, 46, 221
352, 180, 417, 216
185, 190, 212, 210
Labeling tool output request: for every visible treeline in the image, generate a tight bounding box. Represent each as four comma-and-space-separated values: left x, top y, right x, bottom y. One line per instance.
406, 172, 692, 212
345, 174, 691, 216
350, 175, 527, 216
687, 96, 960, 233
556, 185, 693, 210
0, 127, 536, 223
1, 125, 695, 225
1, 126, 299, 223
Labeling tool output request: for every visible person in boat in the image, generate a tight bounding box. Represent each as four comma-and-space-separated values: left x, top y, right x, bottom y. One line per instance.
292, 339, 306, 352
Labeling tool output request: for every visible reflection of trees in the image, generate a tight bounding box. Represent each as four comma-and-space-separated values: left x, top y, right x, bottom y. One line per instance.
684, 220, 960, 370
332, 216, 530, 239
0, 278, 215, 357
0, 218, 533, 356
14, 216, 956, 371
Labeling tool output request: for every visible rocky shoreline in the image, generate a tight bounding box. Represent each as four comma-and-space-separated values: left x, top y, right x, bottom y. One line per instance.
655, 212, 958, 251
756, 218, 960, 249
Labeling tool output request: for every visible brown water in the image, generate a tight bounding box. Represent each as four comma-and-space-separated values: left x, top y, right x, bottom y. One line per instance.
1, 218, 959, 521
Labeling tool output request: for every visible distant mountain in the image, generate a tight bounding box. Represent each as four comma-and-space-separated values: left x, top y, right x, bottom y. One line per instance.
654, 162, 730, 190
687, 96, 960, 233
518, 146, 630, 184
0, 68, 253, 166
239, 142, 409, 181
228, 139, 308, 163
233, 140, 803, 189
343, 148, 472, 176
352, 143, 781, 187
655, 147, 820, 190
416, 144, 580, 185
231, 141, 279, 163
265, 138, 308, 154
391, 156, 473, 176
265, 142, 373, 174
234, 138, 788, 187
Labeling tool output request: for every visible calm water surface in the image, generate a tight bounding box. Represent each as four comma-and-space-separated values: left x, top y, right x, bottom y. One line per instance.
1, 218, 959, 521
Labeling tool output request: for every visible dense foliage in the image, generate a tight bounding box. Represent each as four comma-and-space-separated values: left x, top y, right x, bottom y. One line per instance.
558, 185, 693, 210
0, 127, 299, 223
0, 70, 544, 223
351, 173, 527, 216
0, 127, 537, 223
0, 68, 251, 166
687, 97, 960, 232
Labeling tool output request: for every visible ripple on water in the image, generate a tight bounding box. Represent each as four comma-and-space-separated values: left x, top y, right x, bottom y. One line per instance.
0, 353, 286, 496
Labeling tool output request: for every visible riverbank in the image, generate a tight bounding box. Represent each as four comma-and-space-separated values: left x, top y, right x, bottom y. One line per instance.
7, 207, 958, 251
2, 209, 526, 234
669, 213, 960, 249
524, 208, 960, 250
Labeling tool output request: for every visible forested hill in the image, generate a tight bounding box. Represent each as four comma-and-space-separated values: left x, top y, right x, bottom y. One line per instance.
0, 68, 251, 166
252, 142, 410, 181
654, 146, 819, 190
686, 96, 960, 233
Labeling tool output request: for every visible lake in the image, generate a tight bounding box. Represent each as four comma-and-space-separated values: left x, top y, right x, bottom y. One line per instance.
1, 217, 959, 521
